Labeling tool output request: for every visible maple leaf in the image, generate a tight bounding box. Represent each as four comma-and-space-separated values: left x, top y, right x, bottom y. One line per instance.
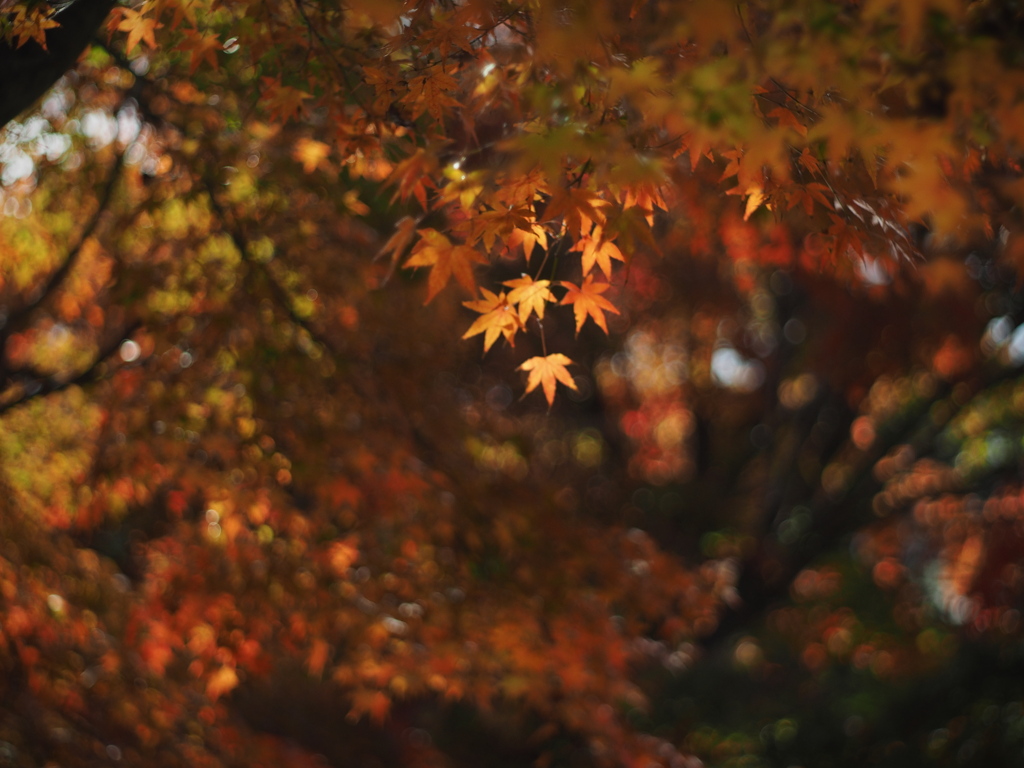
293, 137, 331, 174
260, 77, 312, 123
465, 209, 508, 251
560, 275, 620, 334
766, 106, 807, 137
402, 70, 462, 121
166, 0, 198, 30
439, 167, 485, 213
419, 15, 476, 59
175, 29, 221, 75
786, 182, 831, 216
462, 288, 523, 352
117, 7, 162, 55
543, 188, 609, 239
376, 216, 419, 282
743, 186, 766, 221
505, 219, 549, 262
504, 275, 554, 323
621, 183, 667, 226
519, 354, 578, 406
719, 149, 743, 181
404, 229, 485, 303
388, 150, 437, 211
571, 225, 625, 279
10, 7, 59, 49
798, 147, 822, 176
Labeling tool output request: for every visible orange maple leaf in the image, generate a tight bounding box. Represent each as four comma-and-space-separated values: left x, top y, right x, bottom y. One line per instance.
503, 275, 554, 323
571, 225, 625, 278
388, 149, 437, 211
560, 275, 620, 334
176, 29, 221, 74
293, 137, 331, 173
404, 229, 484, 303
766, 106, 808, 137
260, 77, 312, 123
505, 218, 548, 262
166, 0, 198, 30
519, 354, 578, 406
543, 188, 609, 238
10, 7, 59, 49
402, 70, 461, 121
621, 183, 667, 225
116, 7, 162, 55
419, 17, 476, 59
462, 288, 522, 352
376, 216, 419, 282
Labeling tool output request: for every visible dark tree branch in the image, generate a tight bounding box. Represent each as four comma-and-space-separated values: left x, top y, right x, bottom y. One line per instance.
0, 0, 117, 129
4, 147, 125, 338
0, 320, 141, 415
700, 335, 1024, 651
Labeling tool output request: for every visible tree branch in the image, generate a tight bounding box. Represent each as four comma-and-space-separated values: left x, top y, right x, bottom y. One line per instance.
4, 147, 125, 338
0, 320, 141, 415
0, 0, 117, 129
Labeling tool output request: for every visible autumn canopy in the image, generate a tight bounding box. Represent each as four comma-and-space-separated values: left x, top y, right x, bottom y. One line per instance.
2, 0, 1024, 766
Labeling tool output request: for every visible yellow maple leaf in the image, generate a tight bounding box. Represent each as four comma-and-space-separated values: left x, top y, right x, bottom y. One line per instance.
519, 354, 578, 406
404, 229, 485, 303
503, 275, 554, 323
293, 137, 331, 174
743, 186, 765, 221
462, 288, 522, 352
560, 275, 620, 334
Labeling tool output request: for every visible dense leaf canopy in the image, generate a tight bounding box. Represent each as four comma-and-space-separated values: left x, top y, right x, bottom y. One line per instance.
3, 1, 1024, 767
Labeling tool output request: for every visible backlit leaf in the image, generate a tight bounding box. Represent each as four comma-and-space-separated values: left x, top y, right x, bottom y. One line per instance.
518, 354, 577, 406
560, 275, 620, 334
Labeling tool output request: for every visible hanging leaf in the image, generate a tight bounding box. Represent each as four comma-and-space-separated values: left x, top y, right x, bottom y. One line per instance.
462, 288, 523, 352
519, 354, 578, 406
404, 229, 485, 303
504, 275, 555, 323
560, 275, 620, 334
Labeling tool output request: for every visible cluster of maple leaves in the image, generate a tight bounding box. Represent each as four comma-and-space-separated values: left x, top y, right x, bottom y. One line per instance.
53, 0, 1016, 407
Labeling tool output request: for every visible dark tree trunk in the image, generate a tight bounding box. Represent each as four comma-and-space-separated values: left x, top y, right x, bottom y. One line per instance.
0, 0, 116, 128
